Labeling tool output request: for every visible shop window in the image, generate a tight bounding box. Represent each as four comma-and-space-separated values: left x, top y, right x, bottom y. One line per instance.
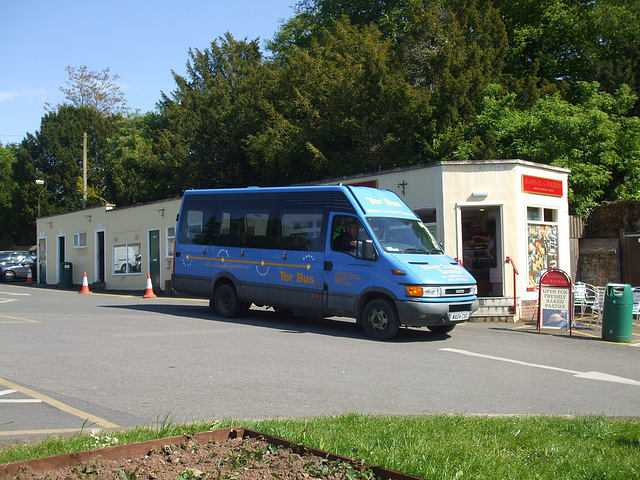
166, 226, 175, 257
113, 243, 141, 274
73, 232, 87, 248
527, 207, 558, 290
418, 209, 437, 239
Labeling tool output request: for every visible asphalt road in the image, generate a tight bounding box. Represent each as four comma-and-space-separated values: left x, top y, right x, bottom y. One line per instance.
1, 283, 639, 442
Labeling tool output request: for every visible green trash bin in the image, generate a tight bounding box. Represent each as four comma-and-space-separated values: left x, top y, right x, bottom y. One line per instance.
602, 283, 633, 343
60, 262, 73, 289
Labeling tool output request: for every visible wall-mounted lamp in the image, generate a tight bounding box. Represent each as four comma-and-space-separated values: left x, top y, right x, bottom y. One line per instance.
46, 221, 53, 229
156, 208, 165, 218
105, 203, 116, 211
83, 214, 92, 222
471, 190, 489, 197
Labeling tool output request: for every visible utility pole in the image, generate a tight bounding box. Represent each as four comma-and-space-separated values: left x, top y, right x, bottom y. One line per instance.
83, 132, 87, 209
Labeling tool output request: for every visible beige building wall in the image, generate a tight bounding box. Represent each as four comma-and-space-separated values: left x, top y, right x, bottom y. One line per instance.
36, 197, 180, 292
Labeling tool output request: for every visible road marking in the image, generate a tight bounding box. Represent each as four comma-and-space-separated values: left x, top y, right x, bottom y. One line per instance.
0, 291, 31, 296
1, 388, 42, 403
0, 299, 18, 304
0, 314, 39, 323
0, 377, 119, 429
441, 348, 640, 387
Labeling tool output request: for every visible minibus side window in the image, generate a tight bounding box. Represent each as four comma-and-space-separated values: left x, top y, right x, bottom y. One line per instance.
280, 211, 324, 251
217, 197, 277, 248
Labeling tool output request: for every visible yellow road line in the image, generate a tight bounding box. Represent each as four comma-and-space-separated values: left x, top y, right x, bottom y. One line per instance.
0, 314, 39, 323
0, 377, 119, 429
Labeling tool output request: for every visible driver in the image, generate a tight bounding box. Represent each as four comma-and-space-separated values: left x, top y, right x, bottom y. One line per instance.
338, 220, 359, 254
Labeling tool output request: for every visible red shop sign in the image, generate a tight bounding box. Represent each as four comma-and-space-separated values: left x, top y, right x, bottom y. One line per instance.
522, 175, 563, 197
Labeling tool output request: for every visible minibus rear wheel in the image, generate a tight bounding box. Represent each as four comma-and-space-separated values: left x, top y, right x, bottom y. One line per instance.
362, 298, 399, 340
212, 283, 245, 318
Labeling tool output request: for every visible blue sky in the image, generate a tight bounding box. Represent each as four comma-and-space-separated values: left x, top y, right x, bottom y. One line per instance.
0, 0, 297, 144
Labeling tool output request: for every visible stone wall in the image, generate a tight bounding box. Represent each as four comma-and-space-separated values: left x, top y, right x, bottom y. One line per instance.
577, 238, 620, 286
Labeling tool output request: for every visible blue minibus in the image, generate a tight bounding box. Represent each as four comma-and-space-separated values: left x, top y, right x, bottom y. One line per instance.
172, 185, 478, 339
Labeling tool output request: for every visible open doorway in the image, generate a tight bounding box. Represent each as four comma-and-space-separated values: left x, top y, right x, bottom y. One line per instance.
461, 206, 503, 297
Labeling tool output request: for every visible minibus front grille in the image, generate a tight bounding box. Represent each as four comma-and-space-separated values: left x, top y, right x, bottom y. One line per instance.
444, 287, 474, 295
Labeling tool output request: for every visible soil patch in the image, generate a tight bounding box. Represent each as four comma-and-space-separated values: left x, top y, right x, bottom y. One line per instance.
5, 436, 374, 480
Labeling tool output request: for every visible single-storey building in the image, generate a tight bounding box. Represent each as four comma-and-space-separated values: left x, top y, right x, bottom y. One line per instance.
35, 159, 569, 319
35, 197, 181, 293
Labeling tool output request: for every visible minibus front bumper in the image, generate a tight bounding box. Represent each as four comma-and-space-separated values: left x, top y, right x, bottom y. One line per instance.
394, 298, 479, 327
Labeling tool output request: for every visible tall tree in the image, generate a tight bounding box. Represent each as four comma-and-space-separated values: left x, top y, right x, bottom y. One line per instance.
47, 65, 129, 116
248, 17, 433, 184
494, 0, 640, 113
105, 113, 167, 206
0, 143, 19, 247
19, 106, 119, 214
403, 0, 508, 132
158, 34, 269, 191
463, 82, 640, 215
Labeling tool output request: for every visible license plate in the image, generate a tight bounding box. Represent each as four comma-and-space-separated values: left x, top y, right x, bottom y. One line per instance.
448, 312, 470, 321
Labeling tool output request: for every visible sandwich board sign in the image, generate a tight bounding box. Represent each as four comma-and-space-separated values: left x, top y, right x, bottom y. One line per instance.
537, 269, 573, 336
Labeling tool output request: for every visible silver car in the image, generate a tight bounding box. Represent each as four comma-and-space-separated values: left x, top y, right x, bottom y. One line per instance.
0, 255, 37, 282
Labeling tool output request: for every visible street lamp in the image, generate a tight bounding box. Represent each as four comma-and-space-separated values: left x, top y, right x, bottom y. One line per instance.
35, 179, 46, 218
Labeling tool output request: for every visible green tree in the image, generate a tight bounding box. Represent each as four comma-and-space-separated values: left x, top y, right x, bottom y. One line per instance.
494, 0, 640, 113
19, 105, 120, 214
158, 34, 269, 191
403, 0, 508, 133
247, 18, 433, 184
0, 143, 19, 247
464, 82, 640, 216
105, 113, 167, 206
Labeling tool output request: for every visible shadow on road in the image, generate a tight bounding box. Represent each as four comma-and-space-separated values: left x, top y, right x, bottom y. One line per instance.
98, 302, 451, 343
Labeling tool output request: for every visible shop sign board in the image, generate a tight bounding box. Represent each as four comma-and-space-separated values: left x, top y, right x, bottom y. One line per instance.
522, 175, 563, 197
537, 268, 573, 335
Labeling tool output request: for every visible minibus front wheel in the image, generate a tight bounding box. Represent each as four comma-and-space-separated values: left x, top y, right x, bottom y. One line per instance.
362, 298, 400, 340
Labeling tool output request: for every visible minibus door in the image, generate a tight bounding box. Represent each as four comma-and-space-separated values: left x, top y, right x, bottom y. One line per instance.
323, 214, 375, 314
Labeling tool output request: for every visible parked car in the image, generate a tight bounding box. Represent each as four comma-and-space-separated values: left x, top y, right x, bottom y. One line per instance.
0, 251, 30, 266
0, 256, 37, 282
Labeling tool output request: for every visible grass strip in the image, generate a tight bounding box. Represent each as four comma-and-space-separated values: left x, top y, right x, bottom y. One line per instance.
1, 414, 638, 479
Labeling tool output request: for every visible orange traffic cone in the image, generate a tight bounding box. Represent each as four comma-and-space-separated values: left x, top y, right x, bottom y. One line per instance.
26, 265, 34, 284
143, 273, 157, 298
79, 271, 92, 294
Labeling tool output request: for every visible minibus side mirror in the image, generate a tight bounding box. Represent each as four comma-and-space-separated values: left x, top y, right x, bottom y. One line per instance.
361, 239, 377, 261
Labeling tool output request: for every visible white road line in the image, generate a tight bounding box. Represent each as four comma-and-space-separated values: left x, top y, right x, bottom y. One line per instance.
441, 348, 640, 387
0, 389, 42, 403
0, 292, 31, 296
0, 299, 18, 304
0, 399, 42, 403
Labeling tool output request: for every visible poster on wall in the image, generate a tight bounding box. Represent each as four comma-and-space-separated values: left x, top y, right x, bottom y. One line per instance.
527, 224, 558, 290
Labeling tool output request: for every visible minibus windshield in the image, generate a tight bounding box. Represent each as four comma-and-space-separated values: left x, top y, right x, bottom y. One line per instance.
367, 217, 443, 254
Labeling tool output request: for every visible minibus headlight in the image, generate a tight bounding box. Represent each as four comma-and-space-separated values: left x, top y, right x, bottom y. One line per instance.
422, 286, 442, 297
470, 284, 478, 295
405, 285, 423, 297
